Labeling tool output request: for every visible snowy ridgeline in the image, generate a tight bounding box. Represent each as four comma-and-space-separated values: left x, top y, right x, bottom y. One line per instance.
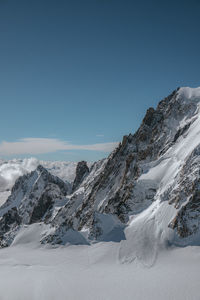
0, 87, 200, 299
0, 158, 77, 202
0, 158, 79, 221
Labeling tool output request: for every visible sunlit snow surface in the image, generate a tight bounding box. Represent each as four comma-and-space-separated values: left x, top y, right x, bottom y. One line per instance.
178, 86, 200, 100
0, 228, 200, 300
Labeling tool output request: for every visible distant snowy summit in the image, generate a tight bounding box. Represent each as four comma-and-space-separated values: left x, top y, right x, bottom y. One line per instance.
1, 87, 200, 263
0, 158, 77, 187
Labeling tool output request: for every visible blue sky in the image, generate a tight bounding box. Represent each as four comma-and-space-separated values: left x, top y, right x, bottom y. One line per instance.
0, 0, 200, 161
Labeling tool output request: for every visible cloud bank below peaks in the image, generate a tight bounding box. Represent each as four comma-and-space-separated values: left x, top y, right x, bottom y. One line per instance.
0, 138, 119, 156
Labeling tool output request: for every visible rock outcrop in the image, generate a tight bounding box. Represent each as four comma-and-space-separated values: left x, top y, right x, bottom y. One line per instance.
0, 165, 70, 247
50, 87, 200, 245
72, 161, 89, 192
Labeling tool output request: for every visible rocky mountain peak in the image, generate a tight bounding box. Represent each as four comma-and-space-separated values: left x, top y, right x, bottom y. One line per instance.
0, 165, 71, 247
72, 161, 89, 192
52, 87, 200, 240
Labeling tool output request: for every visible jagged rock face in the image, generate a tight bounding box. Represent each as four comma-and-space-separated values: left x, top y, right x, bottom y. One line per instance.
168, 144, 200, 238
53, 88, 197, 233
170, 188, 200, 238
0, 165, 70, 247
0, 207, 21, 241
72, 161, 89, 192
48, 87, 200, 245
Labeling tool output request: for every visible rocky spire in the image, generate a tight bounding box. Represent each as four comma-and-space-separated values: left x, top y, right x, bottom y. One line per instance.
72, 161, 89, 192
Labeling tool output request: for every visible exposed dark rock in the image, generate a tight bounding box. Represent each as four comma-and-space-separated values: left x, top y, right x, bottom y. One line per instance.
173, 122, 191, 143
29, 191, 53, 224
0, 207, 21, 233
72, 161, 89, 192
169, 179, 200, 238
0, 165, 70, 246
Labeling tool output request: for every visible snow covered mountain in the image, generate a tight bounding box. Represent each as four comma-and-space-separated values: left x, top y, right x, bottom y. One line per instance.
0, 165, 71, 247
0, 158, 77, 205
1, 87, 200, 262
0, 158, 77, 188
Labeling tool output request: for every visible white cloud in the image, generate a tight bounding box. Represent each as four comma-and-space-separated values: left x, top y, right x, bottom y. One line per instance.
0, 138, 119, 156
0, 157, 39, 191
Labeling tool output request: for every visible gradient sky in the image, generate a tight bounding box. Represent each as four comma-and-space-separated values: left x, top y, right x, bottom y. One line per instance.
0, 0, 200, 161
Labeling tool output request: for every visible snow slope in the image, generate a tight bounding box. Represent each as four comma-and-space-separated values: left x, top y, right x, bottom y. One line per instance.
40, 87, 200, 253
0, 232, 199, 300
119, 87, 200, 263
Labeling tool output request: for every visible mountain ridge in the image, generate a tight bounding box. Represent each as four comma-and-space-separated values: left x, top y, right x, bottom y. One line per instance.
1, 87, 200, 259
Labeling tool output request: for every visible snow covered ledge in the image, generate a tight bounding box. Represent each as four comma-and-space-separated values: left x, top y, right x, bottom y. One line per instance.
178, 87, 200, 101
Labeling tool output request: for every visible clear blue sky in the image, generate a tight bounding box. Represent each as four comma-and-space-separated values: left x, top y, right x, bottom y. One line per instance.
0, 0, 200, 161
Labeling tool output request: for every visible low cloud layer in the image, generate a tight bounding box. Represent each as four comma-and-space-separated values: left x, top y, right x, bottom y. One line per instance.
0, 158, 39, 191
0, 138, 118, 156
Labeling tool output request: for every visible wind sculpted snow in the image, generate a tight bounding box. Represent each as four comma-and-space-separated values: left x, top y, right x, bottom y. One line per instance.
0, 233, 199, 300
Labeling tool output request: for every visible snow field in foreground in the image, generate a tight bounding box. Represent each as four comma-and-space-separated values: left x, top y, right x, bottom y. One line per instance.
0, 241, 199, 300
